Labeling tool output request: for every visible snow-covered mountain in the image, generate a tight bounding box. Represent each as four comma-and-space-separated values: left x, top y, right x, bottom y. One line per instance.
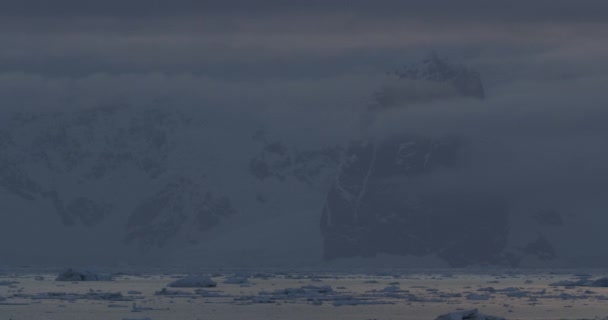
0, 56, 588, 268
320, 56, 559, 267
0, 103, 337, 266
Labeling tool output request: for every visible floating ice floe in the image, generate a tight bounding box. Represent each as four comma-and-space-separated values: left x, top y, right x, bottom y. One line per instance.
380, 285, 402, 293
234, 284, 396, 307
332, 298, 394, 306
131, 302, 169, 312
16, 290, 128, 302
167, 275, 216, 288
223, 276, 249, 285
155, 288, 193, 296
194, 289, 225, 297
476, 287, 531, 298
466, 293, 491, 300
435, 309, 505, 320
55, 268, 112, 281
550, 277, 608, 287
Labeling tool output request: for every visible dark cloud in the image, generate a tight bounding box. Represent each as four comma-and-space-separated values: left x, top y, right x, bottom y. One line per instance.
0, 0, 605, 82
3, 0, 608, 23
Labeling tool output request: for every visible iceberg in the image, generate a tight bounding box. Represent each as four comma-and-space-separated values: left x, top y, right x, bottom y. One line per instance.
435, 309, 505, 320
55, 268, 112, 281
168, 275, 216, 288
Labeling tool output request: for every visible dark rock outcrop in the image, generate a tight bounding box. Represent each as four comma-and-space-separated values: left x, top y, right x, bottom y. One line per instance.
320, 135, 515, 266
1, 106, 236, 252
371, 54, 484, 110
249, 130, 342, 185
321, 56, 530, 267
124, 178, 236, 251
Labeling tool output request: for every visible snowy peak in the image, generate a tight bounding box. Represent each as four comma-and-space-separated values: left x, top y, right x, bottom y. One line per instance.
371, 54, 484, 110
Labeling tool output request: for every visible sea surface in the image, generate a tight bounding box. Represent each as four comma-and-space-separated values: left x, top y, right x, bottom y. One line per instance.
1, 269, 607, 320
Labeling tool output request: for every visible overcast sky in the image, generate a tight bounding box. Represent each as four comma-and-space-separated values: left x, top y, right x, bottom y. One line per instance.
1, 1, 605, 123
2, 1, 606, 77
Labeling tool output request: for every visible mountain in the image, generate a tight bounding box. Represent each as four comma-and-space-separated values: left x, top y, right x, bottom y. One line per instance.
320, 56, 552, 267
0, 56, 578, 268
370, 53, 484, 110
0, 106, 240, 262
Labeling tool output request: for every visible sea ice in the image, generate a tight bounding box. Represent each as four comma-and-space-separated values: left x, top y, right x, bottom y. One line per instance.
550, 277, 608, 287
55, 268, 112, 281
168, 275, 217, 288
466, 293, 491, 300
223, 276, 249, 284
435, 309, 505, 320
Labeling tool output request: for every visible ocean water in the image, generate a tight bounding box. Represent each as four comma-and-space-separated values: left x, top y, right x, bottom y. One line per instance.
1, 270, 607, 320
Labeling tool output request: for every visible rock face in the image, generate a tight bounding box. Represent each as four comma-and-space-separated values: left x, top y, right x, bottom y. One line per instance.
0, 106, 236, 252
124, 178, 236, 251
249, 130, 342, 186
320, 136, 515, 266
371, 53, 485, 110
0, 55, 566, 267
320, 55, 548, 267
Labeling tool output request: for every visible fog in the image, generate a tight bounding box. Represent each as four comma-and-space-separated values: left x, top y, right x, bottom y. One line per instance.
0, 1, 607, 269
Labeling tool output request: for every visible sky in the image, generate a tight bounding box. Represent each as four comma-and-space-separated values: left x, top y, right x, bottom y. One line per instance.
1, 1, 607, 267
1, 1, 606, 108
2, 0, 607, 135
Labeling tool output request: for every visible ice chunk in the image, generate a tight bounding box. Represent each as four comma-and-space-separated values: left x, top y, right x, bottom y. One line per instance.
131, 302, 154, 312
271, 287, 306, 295
301, 285, 333, 294
380, 285, 402, 292
466, 293, 491, 300
590, 277, 608, 287
550, 277, 608, 287
223, 276, 249, 284
332, 298, 393, 306
435, 309, 505, 320
154, 288, 193, 296
23, 290, 127, 301
549, 279, 586, 286
194, 289, 224, 297
168, 275, 216, 288
55, 268, 112, 281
